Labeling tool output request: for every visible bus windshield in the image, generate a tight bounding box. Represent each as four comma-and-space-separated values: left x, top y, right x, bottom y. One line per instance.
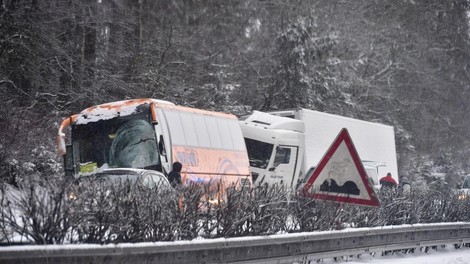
72, 113, 160, 173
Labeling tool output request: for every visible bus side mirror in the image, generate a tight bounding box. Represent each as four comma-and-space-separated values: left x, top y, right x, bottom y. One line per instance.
57, 116, 74, 156
57, 135, 67, 156
158, 135, 168, 162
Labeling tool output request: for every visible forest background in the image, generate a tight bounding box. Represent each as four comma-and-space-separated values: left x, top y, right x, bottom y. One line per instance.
1, 0, 470, 188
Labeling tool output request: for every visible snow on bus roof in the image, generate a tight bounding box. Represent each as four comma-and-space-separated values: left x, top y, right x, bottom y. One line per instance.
74, 98, 235, 125
74, 99, 171, 125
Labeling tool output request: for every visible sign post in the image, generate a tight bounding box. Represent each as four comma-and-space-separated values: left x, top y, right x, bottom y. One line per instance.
301, 128, 380, 207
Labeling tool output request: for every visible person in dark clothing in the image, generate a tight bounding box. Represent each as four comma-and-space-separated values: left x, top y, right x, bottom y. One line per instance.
168, 161, 183, 187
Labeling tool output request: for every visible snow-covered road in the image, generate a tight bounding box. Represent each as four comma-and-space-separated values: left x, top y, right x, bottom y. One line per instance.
321, 247, 470, 264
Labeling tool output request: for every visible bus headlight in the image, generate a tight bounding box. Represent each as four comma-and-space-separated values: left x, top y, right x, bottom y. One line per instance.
458, 192, 468, 201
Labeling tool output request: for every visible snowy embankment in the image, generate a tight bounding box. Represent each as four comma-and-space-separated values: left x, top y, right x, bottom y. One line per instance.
329, 246, 470, 264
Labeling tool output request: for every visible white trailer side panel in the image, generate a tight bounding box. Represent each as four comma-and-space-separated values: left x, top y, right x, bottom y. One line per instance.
298, 109, 399, 183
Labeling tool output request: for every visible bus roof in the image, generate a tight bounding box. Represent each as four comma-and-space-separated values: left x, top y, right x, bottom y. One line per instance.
74, 98, 235, 125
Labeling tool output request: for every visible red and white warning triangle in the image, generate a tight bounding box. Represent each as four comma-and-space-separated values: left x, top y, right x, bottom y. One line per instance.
301, 128, 380, 207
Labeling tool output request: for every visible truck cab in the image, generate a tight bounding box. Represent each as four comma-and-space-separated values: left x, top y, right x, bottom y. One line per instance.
240, 111, 305, 188
362, 161, 386, 189
458, 175, 470, 201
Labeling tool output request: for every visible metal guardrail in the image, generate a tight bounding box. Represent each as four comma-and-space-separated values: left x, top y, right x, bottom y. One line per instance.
1, 222, 470, 264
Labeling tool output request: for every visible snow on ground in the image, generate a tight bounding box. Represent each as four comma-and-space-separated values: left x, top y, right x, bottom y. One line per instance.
321, 246, 470, 264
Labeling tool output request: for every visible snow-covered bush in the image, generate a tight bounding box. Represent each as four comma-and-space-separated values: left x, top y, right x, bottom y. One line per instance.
0, 177, 74, 244
2, 177, 470, 245
0, 144, 22, 187
0, 145, 63, 187
67, 177, 178, 244
30, 146, 62, 176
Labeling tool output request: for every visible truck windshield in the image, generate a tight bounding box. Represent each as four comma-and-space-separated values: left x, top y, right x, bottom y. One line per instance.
244, 138, 273, 169
72, 114, 160, 173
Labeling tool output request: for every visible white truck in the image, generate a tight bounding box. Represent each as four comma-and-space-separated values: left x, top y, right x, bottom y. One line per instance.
240, 109, 399, 190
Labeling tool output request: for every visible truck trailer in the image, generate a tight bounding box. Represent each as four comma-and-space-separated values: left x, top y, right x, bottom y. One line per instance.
240, 109, 399, 190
